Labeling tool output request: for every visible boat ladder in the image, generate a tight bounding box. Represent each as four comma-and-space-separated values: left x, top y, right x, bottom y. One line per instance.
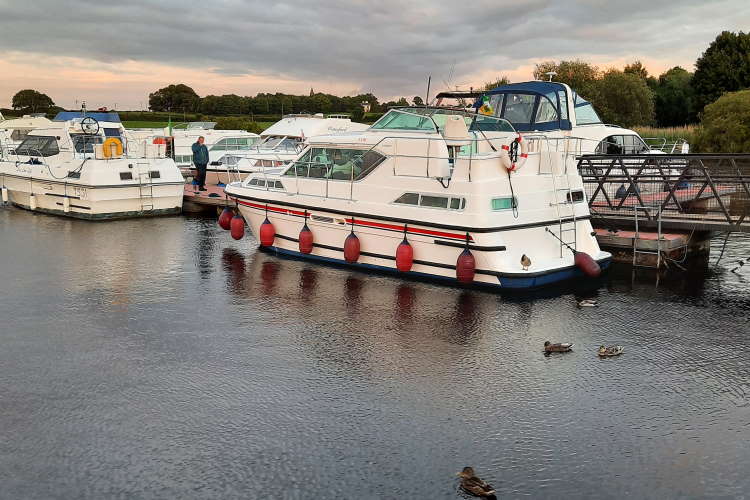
550, 169, 577, 257
632, 206, 662, 269
136, 162, 154, 212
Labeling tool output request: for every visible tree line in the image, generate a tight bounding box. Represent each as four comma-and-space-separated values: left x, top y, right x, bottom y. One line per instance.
530, 31, 750, 128
6, 30, 749, 133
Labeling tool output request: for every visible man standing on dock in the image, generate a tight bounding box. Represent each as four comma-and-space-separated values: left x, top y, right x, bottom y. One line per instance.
192, 136, 209, 192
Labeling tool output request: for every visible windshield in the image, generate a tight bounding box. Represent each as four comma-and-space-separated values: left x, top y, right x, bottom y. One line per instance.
371, 108, 514, 134
259, 136, 300, 151
15, 135, 59, 157
370, 109, 437, 132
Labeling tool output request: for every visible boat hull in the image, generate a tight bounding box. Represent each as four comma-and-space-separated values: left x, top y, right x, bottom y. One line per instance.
233, 198, 611, 290
1, 177, 184, 220
263, 244, 610, 290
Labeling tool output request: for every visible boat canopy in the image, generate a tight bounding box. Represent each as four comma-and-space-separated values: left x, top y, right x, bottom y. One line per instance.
479, 81, 601, 132
53, 111, 121, 123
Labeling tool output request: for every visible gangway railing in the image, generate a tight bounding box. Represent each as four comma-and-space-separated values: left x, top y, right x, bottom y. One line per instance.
578, 153, 750, 232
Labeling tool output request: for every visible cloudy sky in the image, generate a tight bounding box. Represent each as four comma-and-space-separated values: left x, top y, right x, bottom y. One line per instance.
0, 0, 748, 109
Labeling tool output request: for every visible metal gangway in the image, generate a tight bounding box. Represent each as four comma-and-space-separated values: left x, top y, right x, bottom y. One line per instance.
578, 153, 750, 233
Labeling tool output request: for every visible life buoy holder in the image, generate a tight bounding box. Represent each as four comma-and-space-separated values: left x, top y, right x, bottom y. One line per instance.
500, 134, 528, 172
102, 137, 123, 158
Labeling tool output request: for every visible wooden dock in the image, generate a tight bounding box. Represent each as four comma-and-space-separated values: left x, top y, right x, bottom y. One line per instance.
182, 184, 231, 215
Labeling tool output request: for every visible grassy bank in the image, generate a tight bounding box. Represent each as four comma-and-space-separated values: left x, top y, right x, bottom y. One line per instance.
634, 125, 700, 147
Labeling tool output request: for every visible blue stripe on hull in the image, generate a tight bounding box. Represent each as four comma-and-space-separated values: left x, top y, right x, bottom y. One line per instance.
266, 246, 611, 291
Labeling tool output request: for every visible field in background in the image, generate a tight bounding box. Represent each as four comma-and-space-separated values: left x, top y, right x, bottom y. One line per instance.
634, 125, 700, 147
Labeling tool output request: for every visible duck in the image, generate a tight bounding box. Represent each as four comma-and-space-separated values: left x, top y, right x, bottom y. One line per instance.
521, 254, 531, 271
598, 345, 624, 357
457, 467, 496, 499
577, 299, 597, 307
544, 341, 573, 353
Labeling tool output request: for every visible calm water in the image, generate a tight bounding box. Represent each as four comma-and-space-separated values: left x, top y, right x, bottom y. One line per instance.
1, 206, 749, 500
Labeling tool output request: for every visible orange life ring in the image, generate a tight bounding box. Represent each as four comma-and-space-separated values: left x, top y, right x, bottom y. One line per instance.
102, 137, 123, 158
500, 134, 528, 172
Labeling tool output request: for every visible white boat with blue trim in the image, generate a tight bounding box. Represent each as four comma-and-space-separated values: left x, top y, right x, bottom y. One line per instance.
0, 112, 184, 220
224, 82, 612, 289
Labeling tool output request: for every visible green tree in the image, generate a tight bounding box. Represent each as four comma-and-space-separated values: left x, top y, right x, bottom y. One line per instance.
483, 75, 510, 90
214, 116, 264, 134
148, 84, 200, 112
11, 89, 55, 113
593, 69, 655, 127
533, 59, 599, 97
624, 60, 658, 89
693, 31, 750, 111
654, 67, 697, 126
693, 89, 750, 153
412, 96, 424, 106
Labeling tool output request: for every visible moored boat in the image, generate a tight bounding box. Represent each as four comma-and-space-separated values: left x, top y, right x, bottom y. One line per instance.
224, 82, 612, 289
0, 112, 184, 219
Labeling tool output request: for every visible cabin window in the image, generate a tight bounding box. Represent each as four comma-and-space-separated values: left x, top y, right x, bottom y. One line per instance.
273, 181, 284, 189
420, 195, 449, 208
71, 134, 103, 154
149, 171, 160, 179
503, 94, 536, 125
574, 94, 602, 125
567, 190, 585, 203
210, 137, 257, 151
596, 135, 649, 155
284, 148, 385, 181
394, 192, 465, 210
534, 97, 559, 125
558, 91, 569, 120
15, 135, 59, 157
394, 192, 419, 205
491, 196, 517, 210
119, 172, 133, 180
67, 171, 81, 179
103, 128, 121, 137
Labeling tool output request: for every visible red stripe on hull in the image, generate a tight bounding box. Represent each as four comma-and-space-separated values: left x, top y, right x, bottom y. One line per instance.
233, 198, 472, 241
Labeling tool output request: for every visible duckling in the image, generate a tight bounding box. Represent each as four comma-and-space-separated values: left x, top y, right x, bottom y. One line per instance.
577, 299, 597, 307
457, 467, 496, 499
544, 341, 573, 353
521, 254, 531, 271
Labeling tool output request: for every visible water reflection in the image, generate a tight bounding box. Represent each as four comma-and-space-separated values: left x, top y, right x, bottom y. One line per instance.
3, 206, 750, 499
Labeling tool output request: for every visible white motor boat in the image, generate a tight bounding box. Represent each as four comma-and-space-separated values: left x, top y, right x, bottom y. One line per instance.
203, 114, 369, 186
126, 121, 261, 173
225, 82, 612, 290
0, 112, 184, 219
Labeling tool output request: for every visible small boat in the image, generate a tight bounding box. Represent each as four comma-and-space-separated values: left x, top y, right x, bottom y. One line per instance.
598, 345, 624, 357
544, 341, 573, 353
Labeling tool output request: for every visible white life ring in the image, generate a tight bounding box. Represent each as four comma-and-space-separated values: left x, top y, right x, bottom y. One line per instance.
500, 134, 528, 172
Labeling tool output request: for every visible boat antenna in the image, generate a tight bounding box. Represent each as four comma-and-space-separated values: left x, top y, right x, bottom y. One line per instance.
545, 71, 557, 82
425, 75, 431, 105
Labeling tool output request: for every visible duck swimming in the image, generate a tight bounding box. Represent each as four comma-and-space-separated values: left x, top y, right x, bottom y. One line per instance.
577, 299, 597, 307
457, 467, 496, 499
598, 345, 624, 357
544, 341, 573, 353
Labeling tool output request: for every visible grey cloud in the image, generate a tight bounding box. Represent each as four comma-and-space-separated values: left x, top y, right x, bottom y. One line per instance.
0, 0, 748, 96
